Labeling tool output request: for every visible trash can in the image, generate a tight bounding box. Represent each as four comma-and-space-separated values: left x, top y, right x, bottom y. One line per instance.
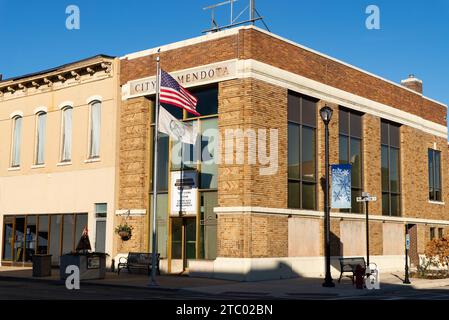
32, 254, 52, 277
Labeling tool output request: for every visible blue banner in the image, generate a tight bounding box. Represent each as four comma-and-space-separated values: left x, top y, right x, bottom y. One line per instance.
331, 164, 352, 209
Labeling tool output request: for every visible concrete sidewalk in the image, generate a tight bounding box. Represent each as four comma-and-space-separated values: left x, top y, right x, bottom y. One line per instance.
1, 267, 448, 299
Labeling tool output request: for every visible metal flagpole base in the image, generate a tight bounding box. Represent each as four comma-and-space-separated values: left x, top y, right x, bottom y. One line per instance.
148, 279, 159, 287
322, 280, 335, 288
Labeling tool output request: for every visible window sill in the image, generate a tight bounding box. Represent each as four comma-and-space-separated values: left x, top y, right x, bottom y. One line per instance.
31, 164, 45, 169
429, 200, 445, 206
57, 161, 72, 167
84, 158, 101, 164
8, 167, 20, 171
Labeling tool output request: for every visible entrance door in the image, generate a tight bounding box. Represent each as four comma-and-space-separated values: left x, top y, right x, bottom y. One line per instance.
170, 217, 196, 272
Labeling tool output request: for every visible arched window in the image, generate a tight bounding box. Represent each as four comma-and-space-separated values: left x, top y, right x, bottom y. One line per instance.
35, 112, 47, 165
89, 101, 101, 158
61, 106, 73, 162
11, 116, 23, 167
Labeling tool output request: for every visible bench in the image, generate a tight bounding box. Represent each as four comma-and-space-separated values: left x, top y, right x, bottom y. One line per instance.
338, 257, 366, 284
117, 252, 160, 275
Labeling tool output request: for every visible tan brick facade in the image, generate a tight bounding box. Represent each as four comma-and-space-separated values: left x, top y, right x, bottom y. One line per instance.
114, 97, 152, 255
116, 26, 449, 276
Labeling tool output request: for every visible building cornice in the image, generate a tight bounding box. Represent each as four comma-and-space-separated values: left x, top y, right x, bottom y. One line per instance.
0, 57, 114, 100
214, 206, 449, 226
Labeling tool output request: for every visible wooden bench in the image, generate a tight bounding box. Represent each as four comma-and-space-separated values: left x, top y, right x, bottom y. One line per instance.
117, 252, 160, 275
338, 257, 366, 284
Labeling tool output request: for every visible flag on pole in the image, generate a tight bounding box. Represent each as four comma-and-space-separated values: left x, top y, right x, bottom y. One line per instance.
158, 106, 198, 145
160, 70, 200, 116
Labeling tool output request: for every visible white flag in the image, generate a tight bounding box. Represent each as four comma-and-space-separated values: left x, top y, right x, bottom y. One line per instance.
158, 106, 198, 145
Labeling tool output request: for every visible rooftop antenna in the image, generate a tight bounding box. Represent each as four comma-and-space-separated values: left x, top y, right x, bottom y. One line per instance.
203, 0, 270, 34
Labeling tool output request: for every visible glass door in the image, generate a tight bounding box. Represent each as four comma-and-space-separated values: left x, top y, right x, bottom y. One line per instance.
170, 217, 196, 271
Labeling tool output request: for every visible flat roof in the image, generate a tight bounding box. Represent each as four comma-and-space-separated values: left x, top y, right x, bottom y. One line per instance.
121, 25, 447, 109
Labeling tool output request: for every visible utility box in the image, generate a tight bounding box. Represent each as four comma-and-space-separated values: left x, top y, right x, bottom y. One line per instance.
32, 254, 52, 277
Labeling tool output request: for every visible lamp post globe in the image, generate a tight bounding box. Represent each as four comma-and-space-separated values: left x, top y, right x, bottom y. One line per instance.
320, 106, 333, 125
320, 105, 335, 288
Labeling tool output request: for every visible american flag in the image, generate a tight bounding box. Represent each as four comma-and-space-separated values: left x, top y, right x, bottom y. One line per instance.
160, 70, 200, 116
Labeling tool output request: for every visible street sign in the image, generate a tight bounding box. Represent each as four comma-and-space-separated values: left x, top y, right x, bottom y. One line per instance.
356, 196, 377, 202
406, 234, 410, 250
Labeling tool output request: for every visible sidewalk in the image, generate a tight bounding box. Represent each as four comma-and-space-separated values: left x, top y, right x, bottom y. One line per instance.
1, 266, 449, 299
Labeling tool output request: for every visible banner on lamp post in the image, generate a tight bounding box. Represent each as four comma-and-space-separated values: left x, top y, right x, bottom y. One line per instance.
331, 164, 352, 209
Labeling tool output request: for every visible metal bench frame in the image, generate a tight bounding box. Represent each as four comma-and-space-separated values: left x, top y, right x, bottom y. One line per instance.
338, 257, 366, 284
117, 252, 160, 276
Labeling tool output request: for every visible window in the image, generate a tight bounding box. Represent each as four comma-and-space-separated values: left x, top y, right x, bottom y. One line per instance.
150, 85, 218, 260
339, 107, 363, 213
288, 92, 317, 210
95, 203, 107, 218
438, 228, 444, 239
35, 112, 47, 165
428, 149, 442, 202
381, 120, 401, 216
430, 227, 436, 240
61, 107, 73, 162
89, 101, 101, 158
11, 116, 22, 167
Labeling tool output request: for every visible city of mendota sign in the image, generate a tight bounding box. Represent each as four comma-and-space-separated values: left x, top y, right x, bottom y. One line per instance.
123, 60, 237, 99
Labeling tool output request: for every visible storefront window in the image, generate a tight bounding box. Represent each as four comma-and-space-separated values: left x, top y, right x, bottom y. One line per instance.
25, 216, 37, 262
339, 108, 363, 213
288, 91, 317, 210
50, 215, 62, 265
2, 217, 14, 260
150, 194, 168, 258
14, 217, 25, 262
75, 213, 88, 242
62, 215, 75, 254
37, 215, 49, 255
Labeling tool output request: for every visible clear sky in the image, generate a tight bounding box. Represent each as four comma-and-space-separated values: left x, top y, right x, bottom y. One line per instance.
0, 0, 448, 110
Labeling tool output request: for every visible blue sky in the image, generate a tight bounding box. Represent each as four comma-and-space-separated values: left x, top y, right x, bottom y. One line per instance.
0, 0, 448, 109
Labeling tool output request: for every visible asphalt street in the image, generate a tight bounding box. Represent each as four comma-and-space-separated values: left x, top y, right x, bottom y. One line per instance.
1, 277, 449, 300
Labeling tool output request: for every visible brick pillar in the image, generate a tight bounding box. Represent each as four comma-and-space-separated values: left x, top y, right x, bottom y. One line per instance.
217, 78, 288, 258
114, 97, 151, 256
363, 114, 382, 215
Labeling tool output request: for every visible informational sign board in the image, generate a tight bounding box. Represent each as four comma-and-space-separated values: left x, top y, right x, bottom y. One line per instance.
356, 196, 377, 202
331, 164, 352, 209
170, 171, 198, 217
406, 234, 411, 250
87, 256, 100, 269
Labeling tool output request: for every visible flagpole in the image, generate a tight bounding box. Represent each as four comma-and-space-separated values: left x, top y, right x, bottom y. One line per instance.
149, 50, 161, 287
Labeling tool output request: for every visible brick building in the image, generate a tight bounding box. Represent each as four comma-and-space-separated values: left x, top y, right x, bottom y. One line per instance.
116, 25, 449, 281
0, 55, 120, 267
1, 26, 447, 281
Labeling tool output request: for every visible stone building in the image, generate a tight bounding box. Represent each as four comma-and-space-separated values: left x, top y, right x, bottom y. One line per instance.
116, 26, 449, 280
0, 55, 120, 266
1, 26, 447, 281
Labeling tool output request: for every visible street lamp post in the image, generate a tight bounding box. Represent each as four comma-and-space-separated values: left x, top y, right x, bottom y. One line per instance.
320, 106, 335, 288
404, 224, 411, 284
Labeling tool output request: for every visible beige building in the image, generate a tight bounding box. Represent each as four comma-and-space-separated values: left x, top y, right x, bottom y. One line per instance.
0, 55, 120, 266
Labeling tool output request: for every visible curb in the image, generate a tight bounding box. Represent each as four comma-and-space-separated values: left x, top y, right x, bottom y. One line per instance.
0, 275, 181, 292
